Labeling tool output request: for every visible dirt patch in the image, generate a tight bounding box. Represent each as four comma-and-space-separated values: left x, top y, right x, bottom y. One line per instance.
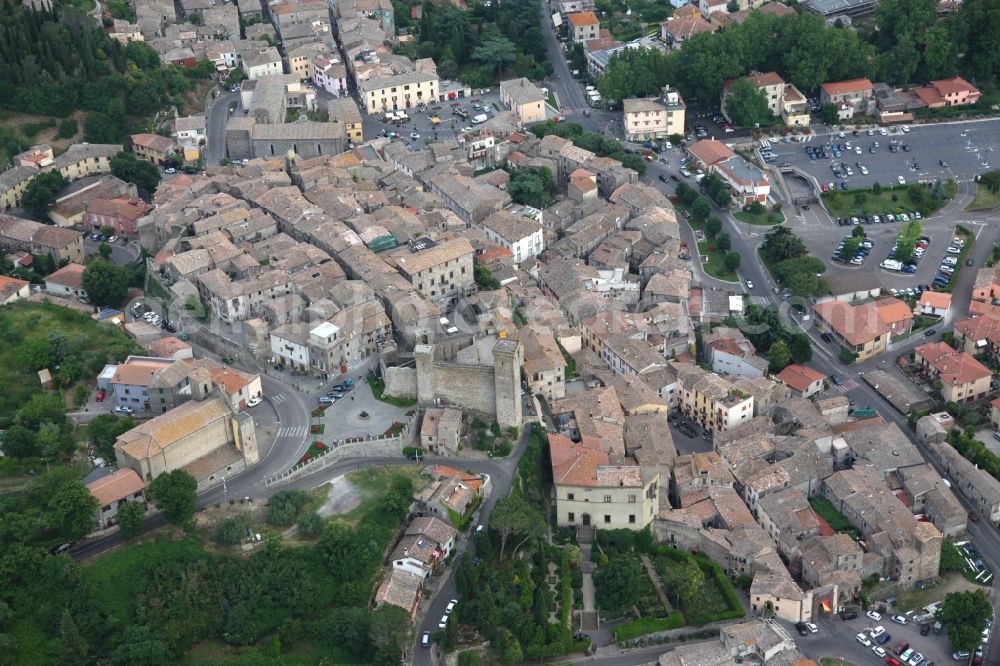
893, 572, 984, 613
193, 497, 266, 530
0, 110, 85, 155
316, 475, 362, 517
179, 80, 215, 116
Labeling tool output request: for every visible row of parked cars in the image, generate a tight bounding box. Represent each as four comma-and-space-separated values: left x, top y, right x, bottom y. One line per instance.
318, 380, 354, 405
837, 211, 922, 227
832, 235, 874, 266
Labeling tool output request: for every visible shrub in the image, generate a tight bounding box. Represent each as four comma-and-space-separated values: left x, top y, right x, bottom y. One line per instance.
266, 489, 310, 526
614, 613, 685, 641
297, 511, 325, 538
213, 514, 251, 545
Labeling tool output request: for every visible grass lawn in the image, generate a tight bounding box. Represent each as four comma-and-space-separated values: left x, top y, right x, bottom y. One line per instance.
343, 466, 427, 522
366, 374, 416, 407
734, 209, 784, 226
821, 183, 952, 219
809, 497, 861, 538
968, 183, 1000, 211
547, 92, 559, 109
698, 240, 739, 281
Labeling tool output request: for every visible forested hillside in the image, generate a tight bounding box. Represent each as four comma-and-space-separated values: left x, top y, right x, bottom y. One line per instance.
0, 0, 213, 143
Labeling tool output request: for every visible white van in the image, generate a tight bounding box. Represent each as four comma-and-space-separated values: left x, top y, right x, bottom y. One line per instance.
472, 113, 488, 124
881, 259, 902, 271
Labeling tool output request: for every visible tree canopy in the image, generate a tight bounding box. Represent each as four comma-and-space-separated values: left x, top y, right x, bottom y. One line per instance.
724, 78, 771, 129
111, 151, 161, 193
21, 171, 68, 220
81, 259, 129, 308
146, 469, 198, 524
937, 589, 992, 653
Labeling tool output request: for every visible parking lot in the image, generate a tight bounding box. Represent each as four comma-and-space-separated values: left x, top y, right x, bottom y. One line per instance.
770, 119, 1000, 192
795, 609, 965, 666
359, 89, 504, 146
667, 414, 714, 455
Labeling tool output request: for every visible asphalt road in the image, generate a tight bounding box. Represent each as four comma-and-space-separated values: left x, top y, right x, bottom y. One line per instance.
206, 89, 241, 166
82, 236, 139, 265
772, 119, 1000, 191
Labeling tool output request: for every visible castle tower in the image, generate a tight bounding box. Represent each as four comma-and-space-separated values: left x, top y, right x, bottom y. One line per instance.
493, 338, 523, 429
414, 343, 436, 406
232, 411, 259, 465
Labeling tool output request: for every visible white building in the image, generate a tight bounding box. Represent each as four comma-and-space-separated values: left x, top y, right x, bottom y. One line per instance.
242, 47, 283, 80
481, 210, 545, 264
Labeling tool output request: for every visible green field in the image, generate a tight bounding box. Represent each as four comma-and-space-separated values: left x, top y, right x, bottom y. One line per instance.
821, 181, 954, 219
968, 183, 1000, 211
734, 209, 784, 226
0, 301, 143, 424
698, 240, 739, 281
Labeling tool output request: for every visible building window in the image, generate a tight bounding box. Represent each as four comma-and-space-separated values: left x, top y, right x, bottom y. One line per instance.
604, 515, 611, 524
629, 515, 636, 524
568, 512, 575, 522
603, 495, 611, 503
628, 494, 636, 503
567, 493, 575, 501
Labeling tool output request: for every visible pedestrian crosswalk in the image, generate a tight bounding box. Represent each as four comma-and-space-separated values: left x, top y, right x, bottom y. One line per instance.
830, 378, 860, 393
277, 425, 307, 439
271, 393, 287, 405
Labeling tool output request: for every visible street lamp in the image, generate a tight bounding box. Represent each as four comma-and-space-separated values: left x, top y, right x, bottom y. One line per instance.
222, 475, 228, 505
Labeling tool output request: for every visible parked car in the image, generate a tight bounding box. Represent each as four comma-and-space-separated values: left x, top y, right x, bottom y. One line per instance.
891, 615, 908, 625
867, 611, 882, 622
246, 396, 262, 407
857, 633, 873, 647
115, 405, 134, 414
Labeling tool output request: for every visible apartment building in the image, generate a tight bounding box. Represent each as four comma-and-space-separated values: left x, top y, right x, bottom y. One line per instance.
393, 238, 474, 301
674, 362, 754, 433
516, 324, 567, 401
623, 88, 686, 142
0, 214, 85, 264
360, 71, 439, 114
686, 139, 769, 205
913, 341, 991, 404
481, 210, 544, 264
819, 78, 874, 118
566, 11, 600, 44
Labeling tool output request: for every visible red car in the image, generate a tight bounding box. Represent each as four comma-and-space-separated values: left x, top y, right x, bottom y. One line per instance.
95, 390, 105, 402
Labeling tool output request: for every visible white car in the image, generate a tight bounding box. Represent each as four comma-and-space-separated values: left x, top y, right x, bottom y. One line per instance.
855, 146, 862, 155
746, 280, 754, 290
246, 397, 262, 407
867, 610, 882, 621
871, 625, 886, 638
115, 405, 134, 414
165, 167, 176, 174
879, 128, 888, 136
873, 646, 887, 659
860, 166, 868, 175
805, 623, 818, 634
438, 615, 448, 629
907, 653, 923, 666
445, 599, 458, 614
856, 633, 872, 647
108, 236, 119, 243
410, 132, 420, 139
901, 125, 910, 133
898, 176, 906, 185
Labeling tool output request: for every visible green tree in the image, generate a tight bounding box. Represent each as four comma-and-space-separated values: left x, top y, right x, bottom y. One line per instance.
146, 469, 198, 524
474, 264, 501, 290
658, 555, 703, 606
852, 225, 866, 238
841, 236, 861, 260
490, 494, 546, 560
767, 339, 792, 373
937, 589, 992, 653
47, 477, 99, 542
691, 196, 711, 222
593, 555, 643, 615
57, 118, 78, 139
789, 333, 813, 363
111, 151, 161, 192
213, 516, 248, 545
81, 259, 129, 307
872, 181, 882, 195
21, 171, 69, 220
84, 111, 124, 143
675, 180, 698, 206
369, 605, 410, 666
760, 225, 807, 262
109, 625, 171, 666
839, 347, 857, 365
705, 216, 722, 237
116, 500, 145, 540
724, 252, 741, 271
724, 78, 771, 129
716, 232, 731, 252
98, 242, 113, 259
472, 36, 518, 81
297, 511, 325, 538
508, 169, 551, 208
60, 609, 89, 664
820, 103, 839, 125
84, 413, 134, 462
266, 489, 310, 526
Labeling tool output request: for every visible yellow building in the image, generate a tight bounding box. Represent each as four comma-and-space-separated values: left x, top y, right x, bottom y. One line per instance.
550, 433, 658, 530
499, 77, 547, 125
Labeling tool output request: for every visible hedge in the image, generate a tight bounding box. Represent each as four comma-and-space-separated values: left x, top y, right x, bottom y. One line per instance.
615, 613, 685, 641
596, 526, 654, 554
694, 554, 746, 624
560, 550, 572, 628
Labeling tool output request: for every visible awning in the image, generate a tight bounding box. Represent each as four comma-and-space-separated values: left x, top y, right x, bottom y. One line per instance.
822, 599, 831, 612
